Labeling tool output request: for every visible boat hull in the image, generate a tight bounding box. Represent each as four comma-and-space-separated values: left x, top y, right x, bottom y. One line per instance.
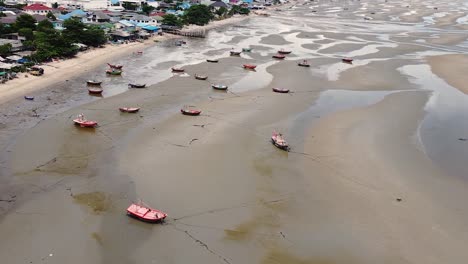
206, 59, 219, 63
212, 85, 228, 91
195, 75, 208, 80
298, 63, 310, 67
243, 64, 257, 69
73, 119, 97, 128
272, 55, 285, 59
128, 84, 146, 88
172, 68, 184, 72
230, 51, 241, 56
181, 109, 201, 116
271, 138, 289, 151
88, 88, 103, 94
278, 50, 291, 54
87, 81, 102, 85
126, 203, 167, 223
272, 88, 290, 93
119, 107, 140, 113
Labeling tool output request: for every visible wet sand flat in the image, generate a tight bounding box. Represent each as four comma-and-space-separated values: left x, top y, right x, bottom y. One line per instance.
1, 0, 468, 263
427, 54, 468, 94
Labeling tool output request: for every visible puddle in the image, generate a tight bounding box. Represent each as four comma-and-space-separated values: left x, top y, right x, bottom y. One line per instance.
230, 61, 278, 93
398, 64, 468, 178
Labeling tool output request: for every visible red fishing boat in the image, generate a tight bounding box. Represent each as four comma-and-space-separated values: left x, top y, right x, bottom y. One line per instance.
271, 131, 289, 151
342, 58, 353, 63
126, 202, 167, 223
181, 106, 202, 116
119, 107, 140, 113
73, 114, 97, 128
278, 49, 292, 54
243, 64, 257, 69
88, 87, 103, 94
298, 60, 310, 67
272, 87, 290, 93
172, 67, 184, 72
107, 63, 123, 69
272, 54, 286, 59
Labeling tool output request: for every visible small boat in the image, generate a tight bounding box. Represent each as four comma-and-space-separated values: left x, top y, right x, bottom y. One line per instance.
73, 114, 97, 128
181, 106, 202, 116
272, 54, 286, 59
128, 83, 146, 88
212, 84, 228, 91
24, 96, 34, 100
119, 107, 140, 113
88, 87, 103, 94
106, 69, 122, 75
242, 48, 252, 52
230, 51, 241, 56
278, 49, 291, 54
271, 131, 289, 151
87, 80, 102, 86
206, 59, 219, 63
171, 67, 184, 72
243, 64, 257, 70
342, 58, 353, 63
127, 202, 167, 223
272, 87, 290, 93
297, 60, 310, 67
107, 63, 123, 69
195, 74, 208, 80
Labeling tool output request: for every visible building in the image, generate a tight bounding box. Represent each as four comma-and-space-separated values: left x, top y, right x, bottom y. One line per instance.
86, 11, 111, 23
23, 3, 52, 15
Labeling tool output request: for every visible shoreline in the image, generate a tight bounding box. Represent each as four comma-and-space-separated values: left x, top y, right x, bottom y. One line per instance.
0, 14, 253, 105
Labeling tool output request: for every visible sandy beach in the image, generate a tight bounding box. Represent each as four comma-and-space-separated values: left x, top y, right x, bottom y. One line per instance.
1, 0, 468, 263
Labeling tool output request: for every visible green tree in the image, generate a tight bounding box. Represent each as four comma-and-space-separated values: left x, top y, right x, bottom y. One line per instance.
14, 14, 36, 31
46, 11, 57, 21
183, 5, 213, 26
0, 43, 12, 56
122, 2, 138, 10
52, 2, 58, 8
81, 25, 107, 47
62, 18, 85, 43
18, 28, 34, 40
161, 14, 182, 27
215, 6, 228, 17
37, 19, 54, 32
141, 3, 155, 15
0, 23, 13, 35
0, 12, 6, 18
229, 5, 250, 16
33, 30, 78, 62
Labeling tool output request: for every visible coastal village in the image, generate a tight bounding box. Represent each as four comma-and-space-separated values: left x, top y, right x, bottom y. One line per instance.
0, 0, 277, 81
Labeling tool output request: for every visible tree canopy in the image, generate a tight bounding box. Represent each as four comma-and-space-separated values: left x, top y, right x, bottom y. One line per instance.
62, 18, 106, 47
14, 14, 36, 31
161, 14, 182, 27
183, 5, 214, 26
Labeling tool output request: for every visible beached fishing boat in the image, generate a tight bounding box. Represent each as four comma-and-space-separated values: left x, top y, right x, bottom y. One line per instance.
272, 54, 286, 59
171, 67, 184, 72
212, 84, 228, 91
272, 87, 290, 93
195, 74, 208, 80
278, 49, 291, 54
107, 63, 123, 69
230, 51, 241, 56
128, 83, 146, 88
87, 80, 102, 85
24, 96, 34, 100
88, 87, 103, 95
73, 114, 97, 128
242, 48, 252, 52
181, 106, 202, 116
119, 107, 140, 113
206, 59, 219, 63
271, 131, 289, 151
342, 58, 353, 63
126, 202, 167, 223
298, 60, 310, 67
243, 64, 257, 70
106, 69, 122, 75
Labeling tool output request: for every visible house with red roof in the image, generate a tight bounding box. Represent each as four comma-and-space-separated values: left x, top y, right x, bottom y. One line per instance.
23, 4, 52, 15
